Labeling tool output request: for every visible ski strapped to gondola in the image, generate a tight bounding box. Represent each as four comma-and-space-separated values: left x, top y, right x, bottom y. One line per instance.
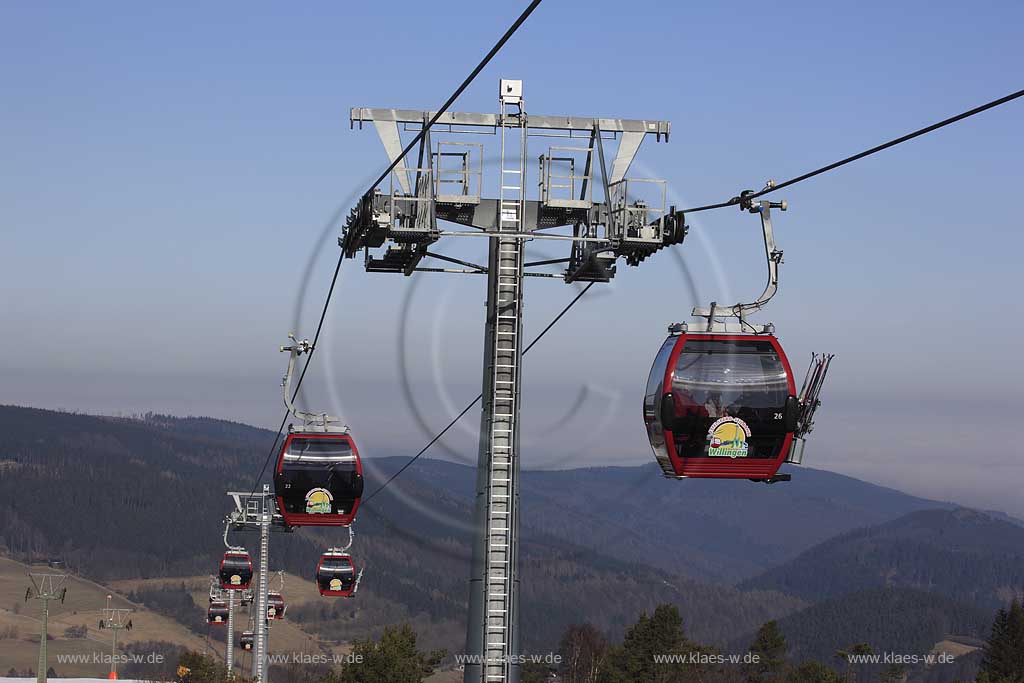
787, 352, 835, 465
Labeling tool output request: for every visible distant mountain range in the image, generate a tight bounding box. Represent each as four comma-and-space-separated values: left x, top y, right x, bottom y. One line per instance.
385, 457, 960, 581
740, 507, 1024, 610
0, 404, 1017, 662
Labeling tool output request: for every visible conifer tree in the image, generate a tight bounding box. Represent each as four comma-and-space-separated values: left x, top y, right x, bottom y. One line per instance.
748, 620, 788, 683
980, 598, 1024, 683
601, 604, 691, 683
334, 624, 445, 683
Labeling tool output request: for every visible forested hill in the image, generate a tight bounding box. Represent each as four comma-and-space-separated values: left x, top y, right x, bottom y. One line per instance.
0, 403, 955, 581
735, 586, 993, 663
1, 404, 1016, 655
0, 405, 284, 578
0, 405, 804, 651
740, 507, 1024, 610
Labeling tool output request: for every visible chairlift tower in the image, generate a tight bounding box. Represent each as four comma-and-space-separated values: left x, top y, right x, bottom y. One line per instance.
342, 79, 678, 683
225, 485, 289, 683
25, 573, 66, 683
98, 595, 133, 679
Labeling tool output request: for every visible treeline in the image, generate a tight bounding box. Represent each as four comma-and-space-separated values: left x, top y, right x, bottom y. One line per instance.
548, 605, 839, 683
177, 624, 444, 683
165, 599, 1024, 683
549, 599, 1024, 683
765, 587, 992, 663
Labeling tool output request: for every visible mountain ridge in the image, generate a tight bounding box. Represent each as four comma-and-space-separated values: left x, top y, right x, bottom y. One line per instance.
740, 507, 1024, 610
732, 586, 993, 663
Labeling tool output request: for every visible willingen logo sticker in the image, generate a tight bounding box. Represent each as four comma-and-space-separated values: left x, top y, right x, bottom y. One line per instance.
707, 417, 751, 458
305, 488, 334, 514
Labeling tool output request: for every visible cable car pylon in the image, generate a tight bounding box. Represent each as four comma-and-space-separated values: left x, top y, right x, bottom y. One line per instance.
208, 575, 253, 676
222, 485, 282, 683
342, 80, 676, 683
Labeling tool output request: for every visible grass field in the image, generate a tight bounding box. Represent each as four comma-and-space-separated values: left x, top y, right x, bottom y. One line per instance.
931, 638, 981, 659
110, 572, 349, 665
0, 557, 346, 677
0, 556, 210, 676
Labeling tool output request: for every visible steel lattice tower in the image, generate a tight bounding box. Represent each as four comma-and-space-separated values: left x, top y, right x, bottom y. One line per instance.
342, 79, 677, 683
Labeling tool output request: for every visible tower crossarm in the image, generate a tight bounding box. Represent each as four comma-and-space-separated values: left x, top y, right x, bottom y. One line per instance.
351, 108, 670, 138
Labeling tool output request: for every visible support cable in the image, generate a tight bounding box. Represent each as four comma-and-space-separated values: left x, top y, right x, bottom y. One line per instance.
683, 87, 1024, 213
362, 282, 595, 505
366, 0, 543, 195
248, 255, 345, 495
246, 0, 546, 494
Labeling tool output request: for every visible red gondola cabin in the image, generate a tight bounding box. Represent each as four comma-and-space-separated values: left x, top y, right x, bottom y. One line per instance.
267, 592, 286, 619
274, 433, 364, 527
207, 601, 229, 625
644, 332, 799, 480
218, 551, 254, 590
316, 552, 357, 597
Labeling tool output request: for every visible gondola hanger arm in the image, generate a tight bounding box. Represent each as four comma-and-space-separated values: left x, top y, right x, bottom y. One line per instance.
328, 525, 356, 554
280, 333, 347, 432
223, 517, 244, 552
208, 576, 220, 602
692, 180, 787, 331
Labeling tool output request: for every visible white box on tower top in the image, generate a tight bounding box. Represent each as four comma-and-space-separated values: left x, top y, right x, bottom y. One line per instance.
499, 79, 523, 105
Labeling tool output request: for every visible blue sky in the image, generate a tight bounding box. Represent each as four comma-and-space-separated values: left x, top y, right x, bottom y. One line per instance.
2, 1, 1022, 514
